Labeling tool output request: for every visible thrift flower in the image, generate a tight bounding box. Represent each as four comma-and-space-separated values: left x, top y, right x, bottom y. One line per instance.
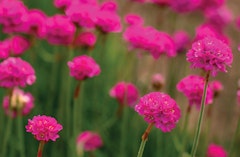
68, 55, 101, 80
10, 36, 30, 55
151, 0, 170, 6
109, 81, 139, 107
135, 92, 181, 132
206, 144, 227, 157
124, 13, 144, 26
25, 115, 63, 142
169, 0, 202, 13
76, 131, 103, 152
237, 90, 240, 106
54, 0, 72, 9
209, 80, 223, 97
0, 57, 36, 88
151, 73, 165, 91
3, 87, 34, 117
186, 36, 233, 76
0, 39, 11, 59
200, 0, 225, 11
173, 30, 191, 53
177, 75, 214, 108
74, 32, 97, 48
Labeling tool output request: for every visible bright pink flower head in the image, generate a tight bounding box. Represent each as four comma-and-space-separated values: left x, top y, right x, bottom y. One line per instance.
76, 131, 103, 151
200, 0, 225, 11
10, 35, 30, 55
169, 0, 202, 13
74, 32, 97, 48
54, 0, 72, 9
100, 1, 118, 12
187, 36, 232, 76
23, 9, 47, 38
45, 15, 76, 45
0, 0, 28, 33
109, 82, 139, 107
0, 57, 36, 88
0, 40, 11, 59
3, 87, 34, 117
124, 13, 144, 26
65, 2, 98, 28
173, 30, 191, 53
135, 92, 181, 132
25, 115, 63, 142
151, 73, 165, 91
207, 144, 227, 157
209, 80, 223, 96
68, 55, 101, 80
177, 75, 214, 108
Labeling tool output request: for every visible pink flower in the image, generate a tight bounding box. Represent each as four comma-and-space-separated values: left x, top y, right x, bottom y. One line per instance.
186, 36, 233, 76
0, 40, 11, 59
54, 0, 72, 9
67, 55, 101, 80
135, 92, 181, 132
0, 57, 36, 88
169, 0, 202, 13
10, 36, 30, 55
109, 82, 139, 107
0, 0, 28, 33
3, 87, 34, 117
74, 32, 97, 48
100, 1, 118, 12
151, 73, 165, 91
209, 80, 223, 96
206, 144, 227, 157
200, 0, 225, 11
177, 75, 214, 108
173, 30, 191, 53
124, 13, 144, 26
131, 0, 149, 3
76, 131, 103, 152
25, 115, 63, 142
45, 15, 76, 45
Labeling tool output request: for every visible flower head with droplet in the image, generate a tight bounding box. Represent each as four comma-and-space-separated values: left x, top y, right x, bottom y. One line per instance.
186, 36, 233, 76
206, 143, 227, 157
135, 92, 181, 132
25, 115, 63, 142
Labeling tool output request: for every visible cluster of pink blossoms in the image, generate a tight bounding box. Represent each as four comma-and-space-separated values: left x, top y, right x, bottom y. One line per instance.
206, 144, 227, 157
74, 31, 97, 48
109, 82, 139, 107
76, 131, 103, 152
151, 73, 165, 91
172, 30, 191, 53
123, 14, 176, 59
26, 115, 63, 142
68, 55, 101, 80
2, 87, 34, 117
135, 92, 181, 132
0, 57, 36, 88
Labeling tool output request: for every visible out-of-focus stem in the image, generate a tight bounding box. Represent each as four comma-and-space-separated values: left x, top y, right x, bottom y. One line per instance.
37, 141, 45, 157
17, 111, 25, 157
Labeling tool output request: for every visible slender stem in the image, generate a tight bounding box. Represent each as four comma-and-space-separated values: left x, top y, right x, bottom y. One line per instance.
137, 123, 154, 157
37, 141, 45, 157
119, 105, 129, 157
1, 116, 13, 157
73, 81, 82, 136
229, 115, 240, 157
190, 71, 210, 157
17, 111, 25, 157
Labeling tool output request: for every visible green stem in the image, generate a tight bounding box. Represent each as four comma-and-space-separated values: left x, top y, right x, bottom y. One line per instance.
119, 105, 129, 157
1, 116, 13, 157
229, 115, 240, 157
17, 112, 25, 157
137, 123, 154, 157
37, 141, 45, 157
190, 71, 210, 157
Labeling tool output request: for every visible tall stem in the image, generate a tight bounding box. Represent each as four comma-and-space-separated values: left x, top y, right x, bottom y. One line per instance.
17, 111, 25, 157
37, 141, 45, 157
73, 81, 82, 136
137, 123, 154, 157
119, 105, 129, 157
190, 71, 210, 157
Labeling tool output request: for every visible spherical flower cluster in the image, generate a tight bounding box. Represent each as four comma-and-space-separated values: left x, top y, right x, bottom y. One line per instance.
187, 36, 233, 76
169, 0, 202, 13
25, 115, 63, 142
206, 144, 227, 157
3, 87, 34, 117
76, 131, 103, 152
177, 75, 214, 108
68, 55, 101, 80
54, 0, 71, 9
109, 82, 139, 107
173, 30, 191, 53
151, 73, 165, 91
135, 92, 181, 132
74, 32, 97, 48
124, 13, 144, 26
0, 57, 36, 88
45, 15, 76, 45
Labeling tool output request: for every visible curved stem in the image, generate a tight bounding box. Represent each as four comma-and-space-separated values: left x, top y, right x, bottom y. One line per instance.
190, 71, 210, 157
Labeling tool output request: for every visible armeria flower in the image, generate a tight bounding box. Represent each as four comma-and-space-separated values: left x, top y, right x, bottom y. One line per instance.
54, 0, 72, 9
135, 92, 181, 132
25, 115, 63, 142
186, 36, 233, 76
177, 75, 214, 108
151, 73, 165, 91
74, 32, 97, 48
0, 40, 11, 59
76, 131, 103, 152
3, 87, 34, 117
173, 30, 191, 53
124, 13, 144, 26
100, 1, 118, 12
0, 57, 36, 88
45, 15, 76, 45
169, 0, 202, 13
109, 81, 139, 107
209, 80, 223, 97
206, 144, 227, 157
0, 0, 28, 33
67, 55, 101, 80
10, 36, 30, 55
200, 0, 225, 11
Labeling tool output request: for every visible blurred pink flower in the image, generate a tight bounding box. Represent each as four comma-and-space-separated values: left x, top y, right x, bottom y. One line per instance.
45, 15, 76, 45
3, 87, 34, 117
109, 81, 139, 107
100, 0, 118, 12
54, 0, 72, 9
200, 0, 225, 11
124, 13, 144, 26
151, 73, 165, 91
25, 115, 63, 142
187, 36, 232, 76
131, 0, 149, 3
173, 30, 191, 53
0, 40, 11, 59
0, 57, 36, 88
169, 0, 202, 13
177, 75, 214, 108
135, 92, 181, 132
206, 144, 227, 157
209, 80, 223, 97
10, 36, 30, 55
68, 55, 101, 80
74, 32, 97, 48
0, 0, 28, 33
76, 131, 103, 152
